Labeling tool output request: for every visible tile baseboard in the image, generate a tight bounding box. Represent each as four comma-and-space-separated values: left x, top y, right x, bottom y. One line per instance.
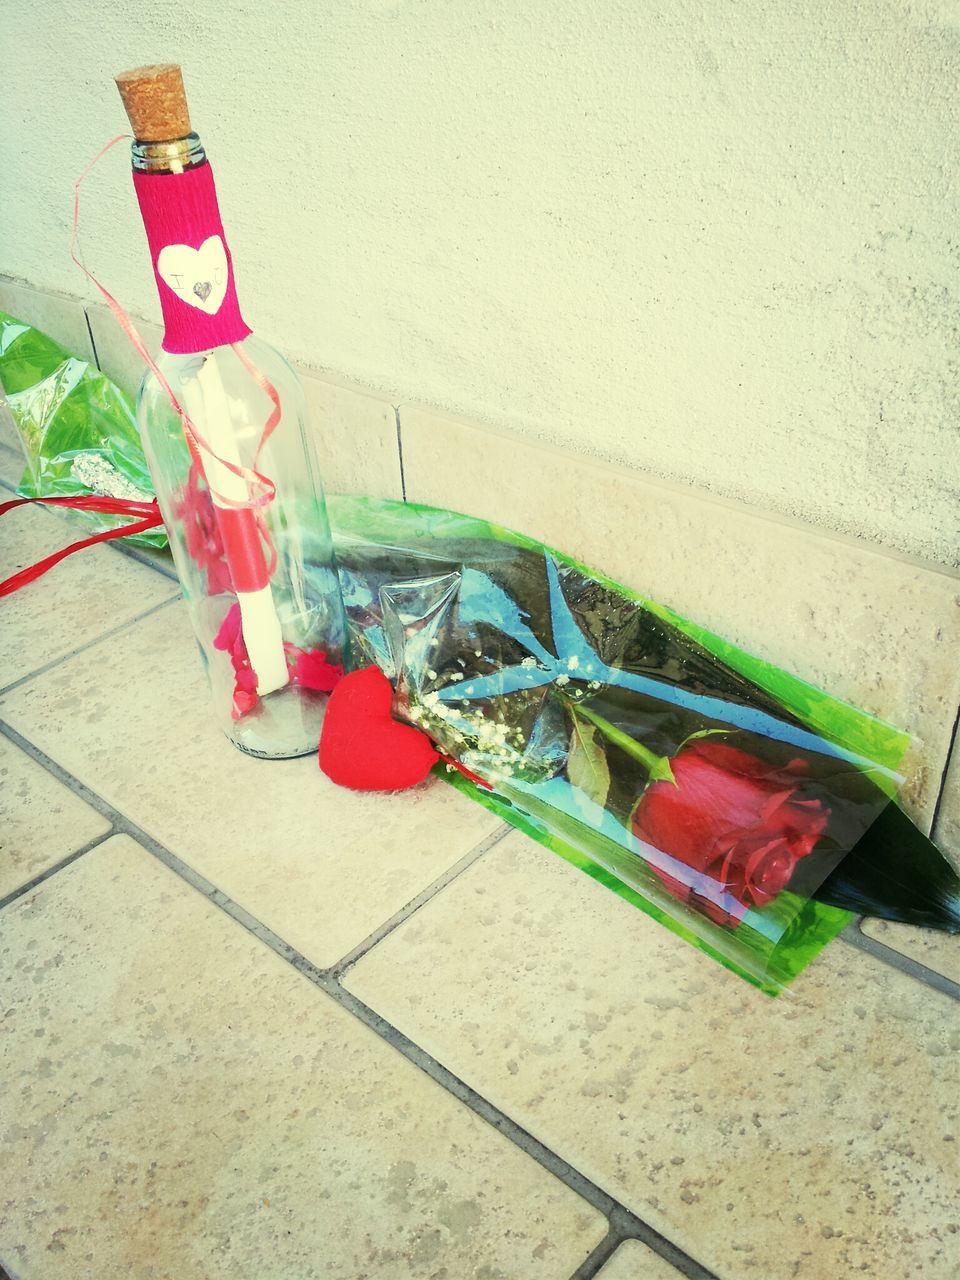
399, 402, 960, 840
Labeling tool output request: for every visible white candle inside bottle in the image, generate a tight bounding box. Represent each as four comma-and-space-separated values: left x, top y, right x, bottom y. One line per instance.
181, 356, 289, 694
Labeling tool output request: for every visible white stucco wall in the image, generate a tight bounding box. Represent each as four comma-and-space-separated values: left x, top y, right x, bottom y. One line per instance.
4, 1, 958, 564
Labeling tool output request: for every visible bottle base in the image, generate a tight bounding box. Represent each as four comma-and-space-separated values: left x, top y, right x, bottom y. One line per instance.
222, 684, 327, 761
229, 739, 319, 761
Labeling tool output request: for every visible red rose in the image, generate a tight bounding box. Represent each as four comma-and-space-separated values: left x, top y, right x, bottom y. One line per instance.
630, 738, 828, 925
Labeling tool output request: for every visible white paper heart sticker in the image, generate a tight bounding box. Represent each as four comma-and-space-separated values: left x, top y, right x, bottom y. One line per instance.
157, 236, 228, 315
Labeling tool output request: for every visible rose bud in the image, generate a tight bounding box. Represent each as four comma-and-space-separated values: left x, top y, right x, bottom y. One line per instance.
631, 738, 829, 922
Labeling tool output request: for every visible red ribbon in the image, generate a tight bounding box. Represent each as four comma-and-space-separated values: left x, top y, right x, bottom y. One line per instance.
0, 495, 164, 598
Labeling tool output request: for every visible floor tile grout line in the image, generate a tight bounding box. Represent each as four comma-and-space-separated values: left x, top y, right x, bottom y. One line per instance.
331, 984, 720, 1280
605, 1217, 719, 1280
929, 700, 960, 838
840, 922, 960, 1001
394, 405, 407, 502
0, 722, 135, 826
109, 539, 180, 582
330, 823, 514, 980
0, 594, 181, 699
83, 307, 101, 370
0, 719, 718, 1280
567, 1229, 623, 1280
0, 828, 118, 913
567, 1222, 713, 1280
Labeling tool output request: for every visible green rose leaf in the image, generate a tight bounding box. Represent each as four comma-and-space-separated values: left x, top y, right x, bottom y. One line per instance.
567, 716, 612, 809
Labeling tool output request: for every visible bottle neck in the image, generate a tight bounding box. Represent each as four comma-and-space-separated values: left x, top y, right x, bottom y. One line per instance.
130, 134, 252, 355
132, 132, 206, 174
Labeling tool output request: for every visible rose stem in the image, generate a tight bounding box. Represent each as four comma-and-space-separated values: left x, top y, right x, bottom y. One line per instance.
570, 700, 676, 785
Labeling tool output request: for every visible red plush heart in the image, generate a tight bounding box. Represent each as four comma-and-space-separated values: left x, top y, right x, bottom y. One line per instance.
319, 666, 440, 791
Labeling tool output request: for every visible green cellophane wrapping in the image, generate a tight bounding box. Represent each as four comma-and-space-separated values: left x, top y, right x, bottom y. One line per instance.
0, 312, 167, 548
328, 495, 915, 996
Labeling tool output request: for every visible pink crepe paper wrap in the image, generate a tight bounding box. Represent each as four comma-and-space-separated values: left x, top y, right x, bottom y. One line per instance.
132, 160, 252, 355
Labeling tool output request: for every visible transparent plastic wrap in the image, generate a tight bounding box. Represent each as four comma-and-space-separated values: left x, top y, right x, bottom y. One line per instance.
3, 312, 953, 989
328, 496, 934, 994
0, 311, 167, 548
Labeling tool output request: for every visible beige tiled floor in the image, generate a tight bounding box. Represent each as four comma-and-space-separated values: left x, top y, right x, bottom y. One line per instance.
2, 467, 959, 1280
345, 831, 960, 1280
0, 603, 505, 969
0, 836, 605, 1280
0, 442, 24, 490
0, 735, 110, 900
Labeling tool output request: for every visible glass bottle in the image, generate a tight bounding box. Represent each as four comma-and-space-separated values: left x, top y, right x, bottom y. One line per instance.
116, 65, 346, 758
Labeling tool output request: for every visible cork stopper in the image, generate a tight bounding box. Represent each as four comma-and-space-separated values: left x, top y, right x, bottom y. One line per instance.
115, 64, 192, 142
